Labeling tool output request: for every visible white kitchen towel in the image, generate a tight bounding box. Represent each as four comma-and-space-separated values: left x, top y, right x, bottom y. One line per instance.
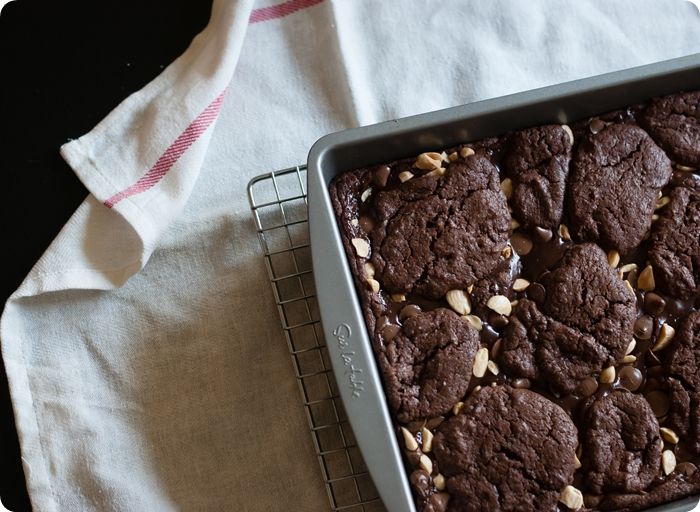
3, 0, 700, 510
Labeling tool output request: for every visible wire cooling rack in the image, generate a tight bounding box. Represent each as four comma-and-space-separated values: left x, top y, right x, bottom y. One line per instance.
248, 165, 386, 512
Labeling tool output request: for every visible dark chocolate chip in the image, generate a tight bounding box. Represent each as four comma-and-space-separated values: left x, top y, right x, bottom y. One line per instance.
491, 339, 503, 359
489, 313, 510, 330
619, 366, 643, 392
373, 165, 391, 188
427, 492, 450, 512
512, 378, 531, 389
382, 324, 401, 342
359, 215, 375, 232
377, 316, 390, 330
647, 365, 665, 378
425, 416, 444, 429
646, 350, 662, 367
526, 282, 546, 305
533, 226, 553, 242
646, 390, 670, 418
511, 232, 533, 255
584, 494, 603, 508
399, 304, 422, 321
577, 377, 599, 398
405, 450, 421, 466
589, 118, 606, 134
676, 462, 697, 477
644, 377, 661, 393
644, 292, 666, 316
634, 315, 654, 340
409, 469, 432, 496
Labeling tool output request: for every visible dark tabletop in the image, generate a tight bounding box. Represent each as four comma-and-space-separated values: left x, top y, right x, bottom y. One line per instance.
0, 0, 213, 509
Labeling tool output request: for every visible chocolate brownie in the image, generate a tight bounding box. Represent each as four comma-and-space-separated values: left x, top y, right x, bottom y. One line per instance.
582, 391, 662, 494
648, 180, 700, 300
328, 89, 700, 512
568, 123, 672, 254
641, 90, 700, 168
664, 311, 700, 455
432, 386, 578, 512
378, 308, 480, 423
370, 154, 510, 300
499, 244, 636, 394
502, 124, 572, 229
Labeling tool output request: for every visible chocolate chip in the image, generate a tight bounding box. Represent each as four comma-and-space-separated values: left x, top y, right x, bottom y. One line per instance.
646, 350, 662, 367
405, 450, 422, 466
491, 339, 503, 359
511, 232, 533, 255
425, 416, 445, 430
526, 282, 546, 305
584, 494, 603, 508
512, 378, 531, 389
399, 304, 422, 321
489, 312, 510, 330
644, 377, 661, 393
427, 492, 450, 512
577, 377, 599, 397
409, 469, 432, 496
359, 215, 375, 232
589, 118, 606, 134
646, 390, 670, 418
634, 315, 654, 340
373, 165, 391, 188
377, 316, 390, 330
618, 366, 643, 392
644, 292, 666, 316
646, 365, 664, 378
382, 324, 401, 342
534, 226, 553, 242
676, 462, 697, 477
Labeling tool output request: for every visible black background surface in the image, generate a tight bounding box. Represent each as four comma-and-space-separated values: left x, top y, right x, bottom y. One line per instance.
0, 1, 213, 509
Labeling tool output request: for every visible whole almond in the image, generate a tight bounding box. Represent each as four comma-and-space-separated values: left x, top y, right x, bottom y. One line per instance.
562, 124, 574, 145
513, 278, 530, 292
501, 178, 514, 199
351, 238, 370, 257
462, 314, 483, 331
599, 366, 616, 384
419, 454, 433, 475
638, 265, 656, 292
662, 450, 677, 475
421, 427, 434, 453
446, 289, 471, 315
558, 224, 571, 241
400, 427, 418, 451
652, 323, 676, 352
487, 295, 512, 316
433, 473, 446, 491
459, 147, 475, 158
399, 171, 414, 183
473, 347, 489, 378
660, 427, 680, 445
559, 485, 583, 510
415, 152, 442, 171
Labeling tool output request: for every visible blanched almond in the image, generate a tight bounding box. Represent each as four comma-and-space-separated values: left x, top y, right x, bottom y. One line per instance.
487, 295, 512, 316
446, 289, 472, 315
351, 238, 370, 257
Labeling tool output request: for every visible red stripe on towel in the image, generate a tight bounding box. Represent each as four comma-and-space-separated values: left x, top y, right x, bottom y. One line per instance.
103, 89, 227, 208
249, 0, 325, 23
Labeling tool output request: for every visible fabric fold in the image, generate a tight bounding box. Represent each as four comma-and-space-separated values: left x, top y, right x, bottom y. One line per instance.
42, 0, 255, 295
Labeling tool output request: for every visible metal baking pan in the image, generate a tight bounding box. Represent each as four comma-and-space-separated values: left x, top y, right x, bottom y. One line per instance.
307, 53, 700, 512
